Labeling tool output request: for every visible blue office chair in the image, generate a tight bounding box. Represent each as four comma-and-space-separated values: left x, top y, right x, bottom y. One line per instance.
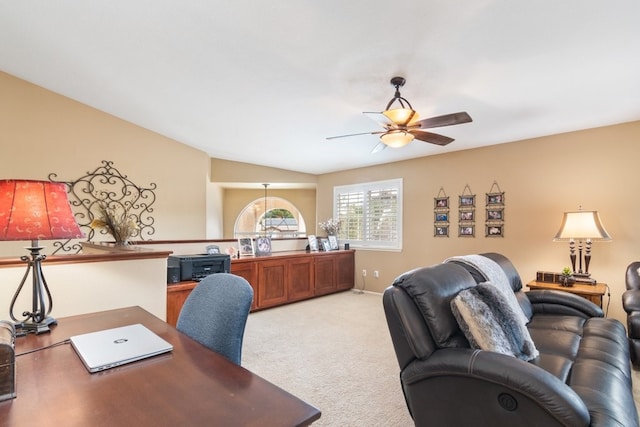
176, 273, 254, 365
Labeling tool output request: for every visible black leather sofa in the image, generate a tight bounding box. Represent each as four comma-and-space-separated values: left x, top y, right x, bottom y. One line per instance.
623, 261, 640, 367
383, 253, 638, 427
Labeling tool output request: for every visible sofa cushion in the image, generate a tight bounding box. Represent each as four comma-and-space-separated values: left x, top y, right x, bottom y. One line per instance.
450, 282, 539, 361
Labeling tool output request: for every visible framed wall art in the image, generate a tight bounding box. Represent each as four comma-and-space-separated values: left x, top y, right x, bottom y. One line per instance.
485, 181, 505, 238
459, 225, 475, 237
486, 224, 504, 237
433, 187, 450, 238
434, 225, 449, 237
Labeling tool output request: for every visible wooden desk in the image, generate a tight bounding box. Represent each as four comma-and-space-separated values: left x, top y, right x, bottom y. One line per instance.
1, 306, 320, 426
526, 280, 607, 308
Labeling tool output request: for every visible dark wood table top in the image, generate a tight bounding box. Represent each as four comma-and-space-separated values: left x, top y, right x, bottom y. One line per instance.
1, 306, 320, 426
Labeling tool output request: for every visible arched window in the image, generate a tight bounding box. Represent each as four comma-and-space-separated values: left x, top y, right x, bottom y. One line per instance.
234, 196, 307, 239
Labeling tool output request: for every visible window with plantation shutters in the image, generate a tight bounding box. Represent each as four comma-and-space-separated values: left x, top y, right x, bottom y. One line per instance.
333, 179, 402, 250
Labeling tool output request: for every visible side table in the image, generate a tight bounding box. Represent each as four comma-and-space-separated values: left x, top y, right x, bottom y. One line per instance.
526, 280, 607, 308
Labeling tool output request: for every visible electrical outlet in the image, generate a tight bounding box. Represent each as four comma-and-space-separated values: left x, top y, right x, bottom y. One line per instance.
374, 270, 379, 278
362, 269, 367, 277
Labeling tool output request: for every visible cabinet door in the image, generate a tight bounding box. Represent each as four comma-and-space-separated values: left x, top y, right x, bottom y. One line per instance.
288, 256, 314, 301
257, 259, 288, 308
231, 261, 259, 310
335, 252, 355, 291
315, 256, 336, 295
166, 282, 198, 327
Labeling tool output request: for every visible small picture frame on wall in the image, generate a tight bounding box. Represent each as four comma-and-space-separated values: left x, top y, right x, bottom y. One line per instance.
459, 210, 474, 222
238, 238, 255, 256
459, 195, 475, 207
486, 192, 505, 206
435, 212, 448, 222
459, 225, 475, 237
434, 197, 449, 209
486, 224, 504, 237
434, 226, 449, 237
486, 208, 504, 221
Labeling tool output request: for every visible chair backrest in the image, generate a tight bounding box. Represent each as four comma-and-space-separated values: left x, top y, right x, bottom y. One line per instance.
626, 262, 640, 291
176, 273, 254, 365
384, 262, 477, 369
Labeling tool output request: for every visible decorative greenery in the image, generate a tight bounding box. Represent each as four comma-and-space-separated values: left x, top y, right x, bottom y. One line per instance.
561, 267, 573, 277
319, 218, 341, 235
90, 200, 139, 245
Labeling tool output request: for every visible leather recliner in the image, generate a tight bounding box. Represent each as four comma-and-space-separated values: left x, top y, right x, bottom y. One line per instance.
384, 253, 638, 427
623, 261, 640, 366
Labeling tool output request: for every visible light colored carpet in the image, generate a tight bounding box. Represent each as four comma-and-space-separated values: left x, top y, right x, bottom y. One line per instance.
243, 290, 640, 426
242, 291, 413, 427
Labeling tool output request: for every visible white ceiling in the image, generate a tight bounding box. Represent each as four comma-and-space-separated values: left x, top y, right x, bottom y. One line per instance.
1, 1, 639, 175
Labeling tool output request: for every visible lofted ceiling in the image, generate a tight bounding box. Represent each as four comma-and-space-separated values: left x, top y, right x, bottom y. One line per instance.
1, 1, 639, 175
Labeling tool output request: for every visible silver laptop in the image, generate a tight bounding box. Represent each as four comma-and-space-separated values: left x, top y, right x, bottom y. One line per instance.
70, 324, 173, 373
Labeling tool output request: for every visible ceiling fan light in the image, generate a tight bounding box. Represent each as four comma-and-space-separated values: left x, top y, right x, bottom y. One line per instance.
380, 131, 414, 148
383, 108, 419, 126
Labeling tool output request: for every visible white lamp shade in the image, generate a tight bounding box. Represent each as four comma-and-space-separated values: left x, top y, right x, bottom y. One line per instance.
553, 210, 611, 241
380, 131, 414, 148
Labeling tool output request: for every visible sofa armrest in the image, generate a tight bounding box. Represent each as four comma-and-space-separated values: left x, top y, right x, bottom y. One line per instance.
402, 348, 590, 427
526, 289, 603, 318
623, 290, 640, 313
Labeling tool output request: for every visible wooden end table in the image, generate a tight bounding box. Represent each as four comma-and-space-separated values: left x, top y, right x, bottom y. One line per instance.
526, 280, 607, 308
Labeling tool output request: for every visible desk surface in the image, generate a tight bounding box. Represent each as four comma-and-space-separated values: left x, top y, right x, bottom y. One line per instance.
1, 306, 320, 426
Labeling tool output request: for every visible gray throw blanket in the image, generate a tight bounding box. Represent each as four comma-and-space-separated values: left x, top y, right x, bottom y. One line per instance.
451, 282, 539, 361
444, 254, 529, 326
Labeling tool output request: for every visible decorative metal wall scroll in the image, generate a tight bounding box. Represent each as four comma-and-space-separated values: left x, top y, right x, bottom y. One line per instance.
49, 160, 157, 254
485, 181, 505, 237
458, 184, 475, 237
433, 187, 449, 237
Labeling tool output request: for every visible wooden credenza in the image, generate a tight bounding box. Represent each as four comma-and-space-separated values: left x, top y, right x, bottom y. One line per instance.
166, 249, 355, 326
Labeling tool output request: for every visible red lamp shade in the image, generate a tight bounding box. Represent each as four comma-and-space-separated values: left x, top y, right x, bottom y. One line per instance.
0, 180, 84, 241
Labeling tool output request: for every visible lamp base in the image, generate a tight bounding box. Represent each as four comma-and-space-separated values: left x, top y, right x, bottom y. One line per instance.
572, 272, 591, 278
15, 316, 57, 337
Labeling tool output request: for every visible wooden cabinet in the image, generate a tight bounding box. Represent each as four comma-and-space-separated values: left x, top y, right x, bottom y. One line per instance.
230, 261, 258, 310
257, 258, 289, 308
314, 251, 355, 295
166, 281, 198, 327
287, 256, 315, 301
335, 252, 355, 291
166, 250, 354, 326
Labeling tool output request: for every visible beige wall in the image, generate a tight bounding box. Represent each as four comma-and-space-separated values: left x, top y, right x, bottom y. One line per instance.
0, 71, 210, 255
317, 121, 640, 324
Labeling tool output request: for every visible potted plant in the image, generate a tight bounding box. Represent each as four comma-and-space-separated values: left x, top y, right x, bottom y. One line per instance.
560, 267, 575, 287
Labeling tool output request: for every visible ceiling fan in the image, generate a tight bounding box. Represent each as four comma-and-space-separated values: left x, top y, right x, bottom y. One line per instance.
327, 76, 472, 153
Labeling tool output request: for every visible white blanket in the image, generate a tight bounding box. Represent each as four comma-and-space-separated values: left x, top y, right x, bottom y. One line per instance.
444, 255, 529, 325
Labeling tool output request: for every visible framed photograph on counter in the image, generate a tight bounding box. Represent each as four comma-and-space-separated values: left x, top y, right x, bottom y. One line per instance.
238, 238, 255, 256
255, 236, 272, 256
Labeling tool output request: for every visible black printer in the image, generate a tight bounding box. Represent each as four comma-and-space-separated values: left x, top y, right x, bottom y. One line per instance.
167, 254, 231, 283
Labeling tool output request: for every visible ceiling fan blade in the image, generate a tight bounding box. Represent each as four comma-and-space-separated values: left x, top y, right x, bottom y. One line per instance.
412, 112, 472, 129
363, 112, 395, 128
326, 131, 384, 140
371, 142, 387, 154
410, 130, 455, 146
